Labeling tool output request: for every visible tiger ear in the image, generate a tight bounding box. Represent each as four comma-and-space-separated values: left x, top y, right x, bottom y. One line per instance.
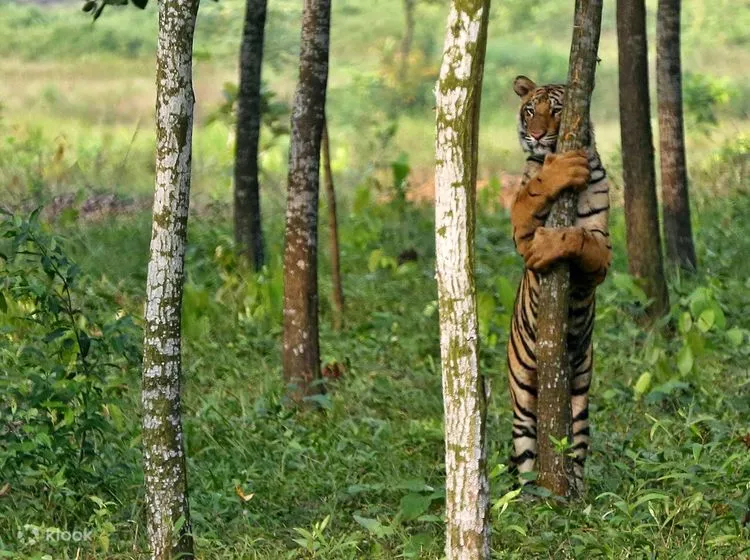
513, 75, 536, 97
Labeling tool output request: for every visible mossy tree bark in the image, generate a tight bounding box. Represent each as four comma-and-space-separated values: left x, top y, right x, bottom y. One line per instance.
321, 117, 345, 331
657, 0, 697, 272
234, 0, 267, 271
617, 0, 670, 320
282, 0, 330, 401
435, 0, 491, 556
141, 0, 198, 556
535, 0, 603, 498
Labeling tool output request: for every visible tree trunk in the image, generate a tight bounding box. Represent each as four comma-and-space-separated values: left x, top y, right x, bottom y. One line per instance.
617, 0, 670, 320
321, 117, 345, 331
234, 0, 267, 271
141, 0, 198, 556
535, 0, 603, 499
435, 0, 491, 557
282, 0, 331, 401
657, 0, 697, 272
399, 0, 415, 81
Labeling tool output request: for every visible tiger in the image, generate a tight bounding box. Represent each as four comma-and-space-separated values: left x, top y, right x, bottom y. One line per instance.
506, 75, 612, 490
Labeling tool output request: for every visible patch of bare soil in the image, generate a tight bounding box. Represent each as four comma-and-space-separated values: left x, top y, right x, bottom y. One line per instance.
405, 168, 522, 210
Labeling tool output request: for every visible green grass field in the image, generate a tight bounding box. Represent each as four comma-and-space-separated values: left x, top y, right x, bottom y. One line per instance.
1, 0, 750, 557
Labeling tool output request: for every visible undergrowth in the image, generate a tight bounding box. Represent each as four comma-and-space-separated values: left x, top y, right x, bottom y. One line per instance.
1, 137, 749, 558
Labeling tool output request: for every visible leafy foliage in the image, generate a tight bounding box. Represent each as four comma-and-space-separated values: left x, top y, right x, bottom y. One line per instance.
0, 210, 141, 556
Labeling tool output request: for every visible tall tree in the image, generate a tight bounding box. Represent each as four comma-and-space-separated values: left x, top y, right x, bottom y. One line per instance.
657, 0, 697, 272
282, 0, 331, 400
534, 0, 603, 498
321, 118, 345, 331
141, 0, 198, 556
617, 0, 670, 320
399, 0, 415, 81
434, 0, 491, 556
234, 0, 267, 270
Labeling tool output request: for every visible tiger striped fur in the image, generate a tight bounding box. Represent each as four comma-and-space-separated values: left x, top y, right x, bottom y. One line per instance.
507, 76, 612, 489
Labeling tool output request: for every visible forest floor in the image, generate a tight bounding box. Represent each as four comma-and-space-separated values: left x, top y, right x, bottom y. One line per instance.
3, 138, 750, 557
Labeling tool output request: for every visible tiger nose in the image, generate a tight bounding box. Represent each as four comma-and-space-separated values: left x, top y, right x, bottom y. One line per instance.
530, 130, 545, 140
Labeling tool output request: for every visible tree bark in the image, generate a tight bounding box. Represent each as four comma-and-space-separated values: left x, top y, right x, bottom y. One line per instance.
657, 0, 697, 272
399, 0, 416, 81
617, 0, 670, 320
141, 0, 198, 556
234, 0, 267, 271
535, 0, 603, 499
435, 0, 491, 557
282, 0, 330, 401
321, 117, 345, 331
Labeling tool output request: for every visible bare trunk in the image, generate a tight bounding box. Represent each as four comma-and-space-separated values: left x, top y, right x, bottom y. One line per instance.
234, 0, 267, 270
321, 118, 345, 331
657, 0, 697, 272
435, 0, 491, 557
282, 0, 331, 401
617, 0, 670, 320
399, 0, 415, 81
535, 0, 603, 499
141, 0, 198, 557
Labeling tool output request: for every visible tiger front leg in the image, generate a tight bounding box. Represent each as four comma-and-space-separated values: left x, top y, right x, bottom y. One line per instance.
524, 227, 611, 281
511, 151, 590, 258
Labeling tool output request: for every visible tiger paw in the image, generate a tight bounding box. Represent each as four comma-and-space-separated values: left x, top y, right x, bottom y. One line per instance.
523, 227, 577, 271
536, 150, 590, 198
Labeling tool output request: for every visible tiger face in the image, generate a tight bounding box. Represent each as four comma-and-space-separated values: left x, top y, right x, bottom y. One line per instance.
513, 75, 565, 157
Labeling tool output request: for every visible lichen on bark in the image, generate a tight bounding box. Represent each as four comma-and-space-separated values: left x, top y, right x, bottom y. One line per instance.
435, 0, 491, 557
141, 0, 199, 557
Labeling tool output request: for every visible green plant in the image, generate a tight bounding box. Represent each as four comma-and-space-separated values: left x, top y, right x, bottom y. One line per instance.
0, 209, 140, 555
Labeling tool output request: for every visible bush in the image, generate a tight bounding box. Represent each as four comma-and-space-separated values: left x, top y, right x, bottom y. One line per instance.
0, 209, 141, 555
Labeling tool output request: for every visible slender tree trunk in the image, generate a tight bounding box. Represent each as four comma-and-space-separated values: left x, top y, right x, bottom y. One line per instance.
321, 118, 345, 331
399, 0, 415, 81
617, 0, 670, 320
234, 0, 267, 271
141, 0, 198, 556
535, 0, 603, 499
282, 0, 331, 401
435, 0, 491, 556
657, 0, 696, 272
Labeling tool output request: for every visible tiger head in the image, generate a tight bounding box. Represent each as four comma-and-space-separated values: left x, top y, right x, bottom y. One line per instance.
513, 75, 565, 157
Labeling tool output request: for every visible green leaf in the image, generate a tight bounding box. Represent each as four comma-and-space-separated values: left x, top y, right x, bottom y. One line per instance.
353, 515, 392, 537
633, 371, 652, 398
173, 515, 186, 535
711, 302, 726, 330
399, 493, 432, 521
632, 492, 669, 510
678, 312, 692, 334
78, 331, 91, 359
726, 327, 744, 347
492, 488, 522, 515
696, 309, 715, 332
0, 292, 7, 313
368, 249, 384, 273
677, 345, 694, 376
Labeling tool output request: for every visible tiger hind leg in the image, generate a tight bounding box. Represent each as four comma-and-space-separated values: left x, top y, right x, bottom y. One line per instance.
570, 344, 593, 493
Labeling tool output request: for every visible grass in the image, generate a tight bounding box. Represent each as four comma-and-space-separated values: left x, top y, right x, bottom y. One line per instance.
2, 135, 750, 557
